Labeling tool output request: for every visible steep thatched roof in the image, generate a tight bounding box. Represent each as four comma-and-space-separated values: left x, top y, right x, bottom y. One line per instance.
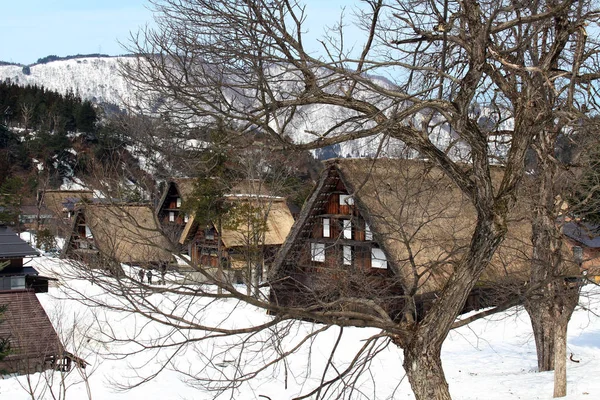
0, 290, 64, 373
42, 190, 93, 217
170, 178, 197, 202
180, 198, 295, 248
219, 199, 295, 248
68, 204, 173, 265
162, 178, 274, 205
271, 158, 533, 295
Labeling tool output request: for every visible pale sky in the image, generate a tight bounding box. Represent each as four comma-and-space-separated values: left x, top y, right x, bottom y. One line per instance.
1, 0, 364, 65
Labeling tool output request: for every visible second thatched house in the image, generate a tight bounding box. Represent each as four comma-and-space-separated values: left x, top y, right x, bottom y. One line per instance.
156, 178, 295, 281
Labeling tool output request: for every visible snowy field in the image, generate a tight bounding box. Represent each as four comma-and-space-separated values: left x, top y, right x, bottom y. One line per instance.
2, 255, 600, 400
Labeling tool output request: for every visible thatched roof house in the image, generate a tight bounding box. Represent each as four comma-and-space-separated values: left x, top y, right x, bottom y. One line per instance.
156, 177, 294, 274
63, 204, 173, 267
269, 158, 533, 320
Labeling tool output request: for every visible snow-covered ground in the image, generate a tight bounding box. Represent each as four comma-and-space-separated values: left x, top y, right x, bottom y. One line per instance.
2, 255, 600, 400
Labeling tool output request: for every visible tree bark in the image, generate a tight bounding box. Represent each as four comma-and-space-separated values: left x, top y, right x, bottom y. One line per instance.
553, 315, 568, 398
403, 345, 451, 400
525, 299, 555, 371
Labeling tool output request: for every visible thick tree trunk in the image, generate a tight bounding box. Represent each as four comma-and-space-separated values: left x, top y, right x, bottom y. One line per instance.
525, 300, 555, 371
403, 345, 451, 400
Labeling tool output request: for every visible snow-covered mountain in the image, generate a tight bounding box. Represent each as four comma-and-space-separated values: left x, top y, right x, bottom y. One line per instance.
0, 56, 481, 161
0, 57, 136, 106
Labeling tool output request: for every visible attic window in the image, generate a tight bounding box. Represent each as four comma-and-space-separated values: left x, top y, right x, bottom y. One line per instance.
205, 229, 215, 240
371, 248, 387, 269
323, 218, 330, 238
311, 243, 325, 262
339, 194, 354, 206
176, 197, 182, 208
169, 211, 175, 222
85, 226, 93, 239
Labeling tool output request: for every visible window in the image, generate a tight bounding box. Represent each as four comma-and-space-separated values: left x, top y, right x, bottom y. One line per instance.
169, 211, 175, 222
11, 276, 25, 290
343, 220, 352, 239
85, 226, 93, 239
343, 245, 352, 265
365, 222, 373, 240
205, 229, 215, 240
339, 194, 354, 206
176, 197, 182, 208
184, 214, 190, 223
371, 248, 387, 269
323, 218, 330, 238
311, 243, 325, 262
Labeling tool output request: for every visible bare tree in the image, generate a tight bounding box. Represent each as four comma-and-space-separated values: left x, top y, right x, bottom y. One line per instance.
88, 1, 600, 399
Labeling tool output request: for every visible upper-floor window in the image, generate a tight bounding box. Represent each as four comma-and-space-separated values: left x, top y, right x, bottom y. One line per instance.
343, 220, 352, 239
85, 226, 93, 239
339, 194, 354, 206
365, 222, 373, 240
176, 197, 182, 208
371, 248, 387, 269
184, 214, 190, 223
311, 242, 325, 262
169, 211, 175, 222
323, 218, 330, 238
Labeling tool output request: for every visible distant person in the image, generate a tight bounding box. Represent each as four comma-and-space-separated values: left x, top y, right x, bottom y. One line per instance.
159, 263, 167, 285
138, 268, 145, 283
146, 269, 153, 284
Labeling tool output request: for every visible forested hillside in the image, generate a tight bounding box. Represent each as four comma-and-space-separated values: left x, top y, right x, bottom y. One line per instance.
0, 82, 151, 215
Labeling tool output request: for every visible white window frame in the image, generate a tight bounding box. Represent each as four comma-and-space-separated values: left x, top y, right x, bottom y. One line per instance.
371, 248, 388, 269
311, 242, 325, 262
85, 225, 93, 239
184, 214, 190, 223
365, 222, 373, 241
323, 218, 330, 238
339, 194, 354, 206
176, 197, 182, 208
343, 220, 352, 239
343, 245, 352, 266
169, 211, 175, 222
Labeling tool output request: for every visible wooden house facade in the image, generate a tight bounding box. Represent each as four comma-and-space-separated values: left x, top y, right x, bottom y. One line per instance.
269, 159, 536, 322
0, 225, 81, 375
